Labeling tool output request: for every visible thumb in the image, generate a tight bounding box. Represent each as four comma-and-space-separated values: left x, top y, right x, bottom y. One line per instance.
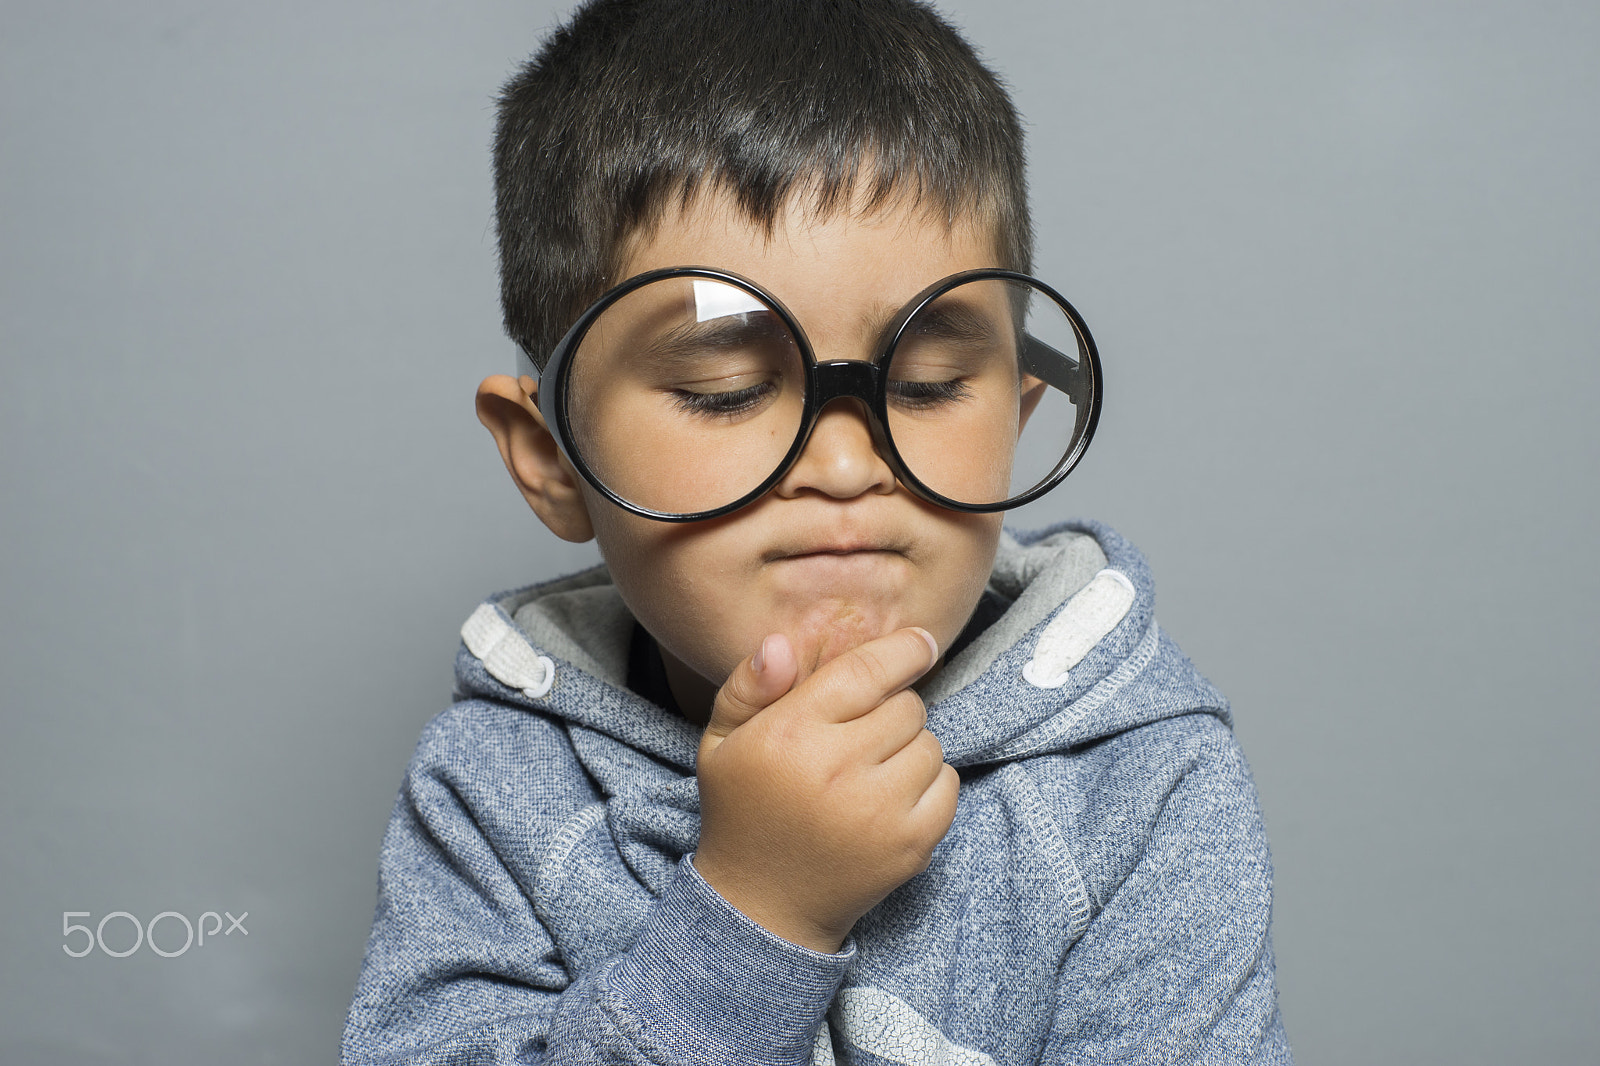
702, 633, 798, 746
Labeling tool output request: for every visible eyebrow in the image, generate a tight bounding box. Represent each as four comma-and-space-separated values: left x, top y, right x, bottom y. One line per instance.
900, 302, 1003, 344
636, 311, 796, 367
844, 299, 1002, 359
631, 294, 1008, 367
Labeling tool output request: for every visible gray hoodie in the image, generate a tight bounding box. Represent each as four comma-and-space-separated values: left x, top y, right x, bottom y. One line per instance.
343, 521, 1290, 1064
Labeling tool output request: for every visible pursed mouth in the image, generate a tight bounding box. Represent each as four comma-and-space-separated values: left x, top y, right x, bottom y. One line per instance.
764, 543, 909, 563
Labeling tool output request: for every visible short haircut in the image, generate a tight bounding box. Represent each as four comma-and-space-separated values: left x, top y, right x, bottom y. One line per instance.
494, 0, 1032, 370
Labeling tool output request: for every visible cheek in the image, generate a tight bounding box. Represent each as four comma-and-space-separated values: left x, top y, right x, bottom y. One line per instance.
886, 397, 1022, 506
587, 503, 754, 676
918, 511, 1005, 651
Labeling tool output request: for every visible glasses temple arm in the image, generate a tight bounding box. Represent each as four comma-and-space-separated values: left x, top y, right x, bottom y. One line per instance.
1022, 334, 1089, 402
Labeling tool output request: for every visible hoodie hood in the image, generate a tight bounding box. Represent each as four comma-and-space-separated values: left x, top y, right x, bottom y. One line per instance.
452, 520, 1229, 779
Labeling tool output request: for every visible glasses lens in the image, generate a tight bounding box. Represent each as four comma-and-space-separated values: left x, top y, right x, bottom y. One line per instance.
562, 275, 806, 516
882, 277, 1090, 508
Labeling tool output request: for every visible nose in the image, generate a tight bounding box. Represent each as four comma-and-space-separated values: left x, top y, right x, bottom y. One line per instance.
774, 395, 897, 501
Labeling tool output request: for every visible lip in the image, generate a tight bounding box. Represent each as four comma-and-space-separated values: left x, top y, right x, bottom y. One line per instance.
764, 549, 909, 590
763, 539, 910, 563
754, 503, 918, 563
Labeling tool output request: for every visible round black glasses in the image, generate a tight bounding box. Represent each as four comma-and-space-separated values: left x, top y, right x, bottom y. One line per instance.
518, 267, 1102, 522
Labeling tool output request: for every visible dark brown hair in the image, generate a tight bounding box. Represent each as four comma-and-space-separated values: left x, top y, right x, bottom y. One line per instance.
494, 0, 1031, 369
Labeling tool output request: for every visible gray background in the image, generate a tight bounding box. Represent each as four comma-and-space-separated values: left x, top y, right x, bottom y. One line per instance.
2, 1, 1595, 1062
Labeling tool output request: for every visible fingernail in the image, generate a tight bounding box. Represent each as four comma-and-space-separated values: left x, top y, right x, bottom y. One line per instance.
911, 627, 939, 668
752, 635, 774, 674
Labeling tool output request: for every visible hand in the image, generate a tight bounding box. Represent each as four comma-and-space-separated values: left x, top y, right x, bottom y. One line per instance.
692, 627, 960, 953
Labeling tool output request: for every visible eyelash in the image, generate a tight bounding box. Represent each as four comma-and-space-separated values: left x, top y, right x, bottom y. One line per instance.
670, 382, 775, 418
887, 378, 972, 409
671, 375, 971, 417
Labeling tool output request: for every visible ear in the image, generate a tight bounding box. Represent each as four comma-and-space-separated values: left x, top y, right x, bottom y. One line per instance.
1018, 375, 1049, 430
475, 374, 595, 542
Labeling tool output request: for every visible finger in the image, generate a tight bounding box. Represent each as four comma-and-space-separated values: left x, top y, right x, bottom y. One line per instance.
878, 727, 948, 798
798, 626, 940, 725
840, 688, 929, 764
703, 633, 799, 744
906, 761, 960, 843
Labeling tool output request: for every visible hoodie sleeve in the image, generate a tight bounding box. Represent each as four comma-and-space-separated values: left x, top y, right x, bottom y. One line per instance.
341, 704, 852, 1065
1037, 716, 1291, 1065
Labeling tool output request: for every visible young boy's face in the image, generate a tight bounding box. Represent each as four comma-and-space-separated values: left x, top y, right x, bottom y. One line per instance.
485, 190, 1007, 718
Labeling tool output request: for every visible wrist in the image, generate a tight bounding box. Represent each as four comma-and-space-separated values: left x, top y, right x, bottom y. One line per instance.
607, 859, 853, 1066
689, 853, 850, 954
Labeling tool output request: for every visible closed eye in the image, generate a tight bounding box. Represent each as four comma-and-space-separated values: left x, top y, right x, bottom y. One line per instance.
670, 380, 777, 419
887, 377, 973, 409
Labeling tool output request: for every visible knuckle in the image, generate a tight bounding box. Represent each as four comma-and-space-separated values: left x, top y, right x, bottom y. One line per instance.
938, 765, 960, 817
727, 668, 765, 710
880, 689, 922, 727
902, 829, 940, 872
846, 645, 896, 693
708, 690, 751, 731
907, 728, 941, 770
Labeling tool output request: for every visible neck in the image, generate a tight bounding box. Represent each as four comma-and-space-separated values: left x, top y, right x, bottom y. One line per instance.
660, 646, 719, 728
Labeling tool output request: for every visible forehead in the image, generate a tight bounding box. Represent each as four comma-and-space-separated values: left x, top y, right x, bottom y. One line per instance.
615, 188, 1003, 347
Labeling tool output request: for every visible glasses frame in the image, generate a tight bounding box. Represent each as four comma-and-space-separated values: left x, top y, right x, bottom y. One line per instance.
521, 266, 1102, 523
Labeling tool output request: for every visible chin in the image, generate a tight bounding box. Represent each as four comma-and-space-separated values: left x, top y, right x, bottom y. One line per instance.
783, 596, 907, 674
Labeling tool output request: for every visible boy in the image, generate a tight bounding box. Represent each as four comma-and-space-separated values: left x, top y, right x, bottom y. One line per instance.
344, 0, 1289, 1062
